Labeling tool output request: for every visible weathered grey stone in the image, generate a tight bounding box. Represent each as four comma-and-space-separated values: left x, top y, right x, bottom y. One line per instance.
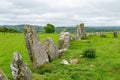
58, 38, 64, 49
70, 59, 79, 64
44, 37, 59, 61
58, 48, 67, 57
76, 23, 86, 39
24, 26, 49, 69
10, 52, 32, 80
58, 32, 71, 49
76, 25, 81, 39
0, 69, 8, 80
99, 32, 106, 37
113, 31, 118, 38
70, 34, 76, 41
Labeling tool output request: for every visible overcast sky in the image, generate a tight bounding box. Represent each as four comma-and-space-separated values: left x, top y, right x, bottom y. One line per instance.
0, 0, 120, 26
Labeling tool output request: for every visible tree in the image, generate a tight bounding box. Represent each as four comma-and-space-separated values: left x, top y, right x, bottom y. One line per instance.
0, 27, 19, 33
44, 23, 55, 33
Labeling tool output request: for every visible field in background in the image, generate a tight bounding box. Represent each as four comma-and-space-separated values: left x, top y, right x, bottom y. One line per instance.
1, 25, 120, 33
0, 33, 120, 80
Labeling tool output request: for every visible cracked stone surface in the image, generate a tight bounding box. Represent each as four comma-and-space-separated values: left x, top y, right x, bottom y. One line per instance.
10, 52, 32, 80
44, 37, 59, 61
24, 26, 49, 69
58, 32, 71, 49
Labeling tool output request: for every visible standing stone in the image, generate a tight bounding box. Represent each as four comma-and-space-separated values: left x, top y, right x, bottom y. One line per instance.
58, 32, 71, 49
76, 25, 81, 39
0, 69, 8, 80
24, 26, 49, 69
44, 37, 59, 61
80, 23, 86, 39
10, 52, 32, 80
99, 32, 106, 37
76, 23, 86, 39
113, 31, 118, 38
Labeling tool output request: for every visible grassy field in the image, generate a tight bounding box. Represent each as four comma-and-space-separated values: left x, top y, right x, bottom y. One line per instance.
0, 32, 120, 80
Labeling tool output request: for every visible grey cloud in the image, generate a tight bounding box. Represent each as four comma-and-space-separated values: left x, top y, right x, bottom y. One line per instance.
0, 0, 120, 26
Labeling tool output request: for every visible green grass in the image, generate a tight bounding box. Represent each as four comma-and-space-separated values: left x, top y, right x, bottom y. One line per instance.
0, 32, 120, 80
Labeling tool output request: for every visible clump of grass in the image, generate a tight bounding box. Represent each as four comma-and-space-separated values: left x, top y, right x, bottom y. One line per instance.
34, 64, 54, 74
70, 72, 81, 79
83, 48, 96, 58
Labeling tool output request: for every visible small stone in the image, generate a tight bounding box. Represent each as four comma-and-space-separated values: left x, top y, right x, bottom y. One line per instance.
70, 59, 79, 64
90, 64, 94, 67
80, 55, 83, 58
61, 59, 70, 65
70, 34, 76, 41
58, 48, 67, 57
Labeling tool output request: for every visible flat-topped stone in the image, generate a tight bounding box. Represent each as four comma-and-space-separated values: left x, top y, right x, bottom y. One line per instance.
58, 32, 71, 49
44, 37, 59, 61
76, 23, 86, 39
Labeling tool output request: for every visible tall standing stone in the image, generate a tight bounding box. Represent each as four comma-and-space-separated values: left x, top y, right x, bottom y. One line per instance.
76, 23, 86, 39
76, 25, 81, 39
58, 32, 71, 49
113, 31, 118, 38
0, 69, 8, 80
10, 52, 32, 80
24, 26, 49, 69
44, 37, 59, 61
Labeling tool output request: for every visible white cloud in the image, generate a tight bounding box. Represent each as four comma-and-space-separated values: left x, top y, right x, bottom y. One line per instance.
0, 0, 120, 26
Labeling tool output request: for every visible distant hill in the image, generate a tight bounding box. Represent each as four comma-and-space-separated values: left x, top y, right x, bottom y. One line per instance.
0, 25, 120, 33
0, 25, 44, 33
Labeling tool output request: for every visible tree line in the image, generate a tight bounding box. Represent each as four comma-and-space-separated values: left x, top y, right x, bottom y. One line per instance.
0, 27, 19, 33
1, 24, 120, 33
